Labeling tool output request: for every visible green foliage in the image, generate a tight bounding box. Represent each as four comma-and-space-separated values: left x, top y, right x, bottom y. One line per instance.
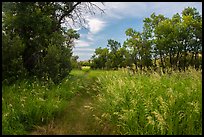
71, 55, 80, 69
80, 60, 92, 67
2, 33, 27, 84
91, 47, 109, 69
40, 44, 72, 83
2, 2, 82, 84
91, 7, 202, 72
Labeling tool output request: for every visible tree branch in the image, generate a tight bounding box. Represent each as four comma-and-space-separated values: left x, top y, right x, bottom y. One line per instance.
58, 2, 81, 25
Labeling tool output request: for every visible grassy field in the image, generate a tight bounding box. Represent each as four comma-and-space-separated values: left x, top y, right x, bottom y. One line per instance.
2, 69, 202, 135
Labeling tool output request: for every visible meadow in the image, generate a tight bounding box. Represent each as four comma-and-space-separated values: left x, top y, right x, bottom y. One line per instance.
2, 69, 202, 135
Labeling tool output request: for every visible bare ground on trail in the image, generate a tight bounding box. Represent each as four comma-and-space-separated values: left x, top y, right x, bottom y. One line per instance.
30, 91, 117, 135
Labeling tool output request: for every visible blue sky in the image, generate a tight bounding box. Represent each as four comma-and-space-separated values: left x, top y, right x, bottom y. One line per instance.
70, 2, 202, 61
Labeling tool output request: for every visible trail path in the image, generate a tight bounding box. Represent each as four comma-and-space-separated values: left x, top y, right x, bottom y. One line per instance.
30, 73, 115, 135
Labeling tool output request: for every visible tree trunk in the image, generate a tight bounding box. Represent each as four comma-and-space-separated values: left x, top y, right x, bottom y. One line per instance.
190, 52, 195, 68
183, 48, 187, 71
169, 48, 173, 69
159, 51, 165, 73
175, 51, 180, 70
195, 51, 199, 70
178, 53, 183, 72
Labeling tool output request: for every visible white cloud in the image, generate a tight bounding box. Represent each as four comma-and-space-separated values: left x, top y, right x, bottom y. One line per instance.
72, 18, 106, 58
104, 2, 148, 19
72, 17, 107, 51
74, 39, 92, 47
87, 18, 107, 34
148, 2, 202, 18
73, 47, 95, 52
103, 2, 202, 19
73, 51, 94, 61
73, 52, 90, 56
87, 34, 94, 41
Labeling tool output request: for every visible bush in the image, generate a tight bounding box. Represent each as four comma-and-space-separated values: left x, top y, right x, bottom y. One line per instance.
2, 33, 27, 84
37, 44, 72, 84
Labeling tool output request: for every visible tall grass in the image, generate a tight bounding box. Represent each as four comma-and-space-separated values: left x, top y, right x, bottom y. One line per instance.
2, 69, 202, 135
2, 74, 86, 135
94, 68, 202, 135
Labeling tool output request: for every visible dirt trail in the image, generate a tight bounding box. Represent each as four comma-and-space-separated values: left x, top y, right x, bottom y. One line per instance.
30, 75, 115, 135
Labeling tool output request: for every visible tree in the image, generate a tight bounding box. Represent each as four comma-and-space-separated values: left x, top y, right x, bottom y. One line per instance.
2, 2, 104, 83
181, 7, 202, 70
116, 47, 130, 68
107, 39, 121, 69
124, 27, 152, 71
144, 7, 202, 71
91, 47, 109, 69
71, 55, 80, 69
91, 7, 202, 72
2, 32, 26, 83
124, 28, 140, 69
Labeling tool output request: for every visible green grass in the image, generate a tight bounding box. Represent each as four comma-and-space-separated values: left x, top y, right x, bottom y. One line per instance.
2, 73, 87, 135
2, 69, 202, 135
2, 70, 106, 135
93, 68, 202, 135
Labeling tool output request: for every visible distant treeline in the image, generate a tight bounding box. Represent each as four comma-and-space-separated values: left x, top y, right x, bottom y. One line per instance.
91, 7, 202, 72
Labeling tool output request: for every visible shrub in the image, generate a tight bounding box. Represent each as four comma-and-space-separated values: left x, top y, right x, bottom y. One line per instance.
2, 33, 27, 84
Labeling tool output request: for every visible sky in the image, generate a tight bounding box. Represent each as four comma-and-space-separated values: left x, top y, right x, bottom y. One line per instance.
69, 2, 202, 61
